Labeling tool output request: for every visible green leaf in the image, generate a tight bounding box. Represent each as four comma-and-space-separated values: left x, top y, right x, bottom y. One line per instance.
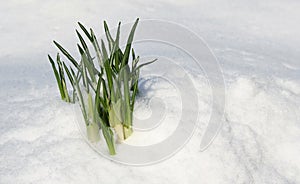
114, 74, 122, 100
121, 18, 139, 67
134, 58, 157, 72
131, 70, 139, 110
76, 30, 98, 75
95, 76, 102, 111
82, 54, 89, 92
77, 22, 102, 68
122, 65, 132, 128
62, 62, 77, 104
101, 77, 109, 109
48, 54, 65, 100
103, 21, 115, 52
77, 44, 96, 83
62, 62, 74, 87
90, 29, 103, 67
76, 29, 88, 51
115, 22, 121, 49
101, 124, 116, 155
101, 39, 109, 62
103, 59, 115, 102
71, 67, 88, 125
56, 53, 70, 102
78, 22, 93, 42
109, 22, 121, 72
132, 56, 140, 70
53, 41, 80, 69
132, 48, 136, 60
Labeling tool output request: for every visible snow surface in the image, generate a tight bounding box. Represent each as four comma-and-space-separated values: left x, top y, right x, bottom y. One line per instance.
1, 0, 300, 183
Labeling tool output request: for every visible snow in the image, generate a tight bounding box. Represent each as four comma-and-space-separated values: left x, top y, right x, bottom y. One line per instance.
1, 0, 300, 183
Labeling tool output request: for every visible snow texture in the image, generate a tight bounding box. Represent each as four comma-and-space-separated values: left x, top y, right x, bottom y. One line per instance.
0, 0, 300, 183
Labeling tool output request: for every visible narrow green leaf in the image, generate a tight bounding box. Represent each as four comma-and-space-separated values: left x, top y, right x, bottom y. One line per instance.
131, 70, 139, 110
78, 22, 93, 42
77, 43, 85, 55
122, 65, 132, 127
48, 54, 65, 100
77, 44, 96, 83
82, 55, 89, 92
101, 124, 116, 155
132, 56, 140, 70
91, 29, 103, 67
114, 75, 122, 100
87, 77, 97, 92
101, 39, 108, 61
103, 59, 115, 102
95, 76, 102, 111
135, 59, 157, 72
111, 22, 121, 71
56, 53, 70, 102
131, 48, 136, 60
71, 68, 88, 125
53, 41, 80, 69
103, 21, 114, 52
115, 22, 121, 49
101, 77, 109, 109
76, 29, 88, 51
114, 50, 120, 72
62, 62, 74, 86
121, 18, 139, 67
76, 29, 98, 75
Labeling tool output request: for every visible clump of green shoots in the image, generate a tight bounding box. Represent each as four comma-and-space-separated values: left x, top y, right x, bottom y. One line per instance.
48, 18, 156, 155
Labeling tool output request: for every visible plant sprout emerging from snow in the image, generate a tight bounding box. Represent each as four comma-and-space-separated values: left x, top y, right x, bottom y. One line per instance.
48, 18, 156, 155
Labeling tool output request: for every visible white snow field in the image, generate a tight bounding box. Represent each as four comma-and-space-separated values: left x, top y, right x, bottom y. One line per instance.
1, 0, 300, 183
